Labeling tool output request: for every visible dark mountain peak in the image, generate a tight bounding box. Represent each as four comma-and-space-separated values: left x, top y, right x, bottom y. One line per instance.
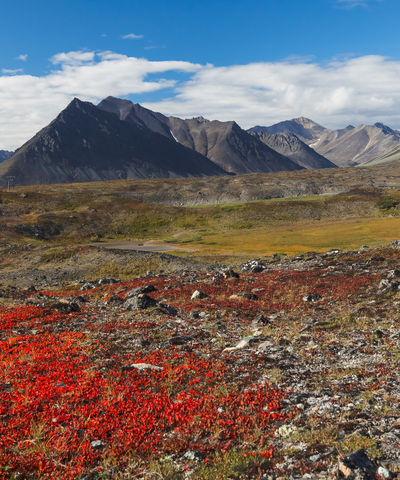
0, 97, 226, 186
374, 122, 398, 136
346, 125, 355, 130
98, 96, 171, 138
191, 116, 209, 124
98, 96, 136, 120
67, 97, 90, 110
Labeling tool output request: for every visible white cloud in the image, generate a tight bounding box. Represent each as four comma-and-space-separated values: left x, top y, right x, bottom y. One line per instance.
0, 50, 201, 149
121, 33, 143, 39
2, 68, 23, 75
145, 55, 400, 132
51, 50, 96, 65
16, 54, 28, 61
337, 0, 382, 7
1, 51, 400, 150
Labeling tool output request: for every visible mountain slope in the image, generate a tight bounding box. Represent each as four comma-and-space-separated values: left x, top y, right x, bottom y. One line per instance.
249, 131, 337, 169
364, 144, 400, 166
315, 123, 400, 166
0, 150, 12, 163
98, 96, 174, 140
98, 97, 303, 175
167, 116, 303, 174
252, 117, 400, 167
0, 99, 226, 186
249, 117, 328, 143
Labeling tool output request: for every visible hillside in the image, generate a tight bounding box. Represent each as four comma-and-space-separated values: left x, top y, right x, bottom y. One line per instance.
253, 118, 400, 167
99, 97, 303, 174
249, 131, 337, 169
0, 99, 226, 186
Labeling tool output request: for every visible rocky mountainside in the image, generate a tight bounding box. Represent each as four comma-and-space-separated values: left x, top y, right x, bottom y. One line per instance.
249, 131, 337, 169
249, 117, 328, 142
167, 116, 302, 174
98, 97, 303, 175
0, 99, 226, 186
0, 150, 12, 163
315, 123, 400, 167
364, 144, 400, 166
98, 96, 174, 140
252, 117, 400, 167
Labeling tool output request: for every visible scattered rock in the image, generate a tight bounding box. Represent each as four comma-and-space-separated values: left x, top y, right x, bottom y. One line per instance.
183, 450, 205, 462
91, 440, 105, 450
123, 363, 163, 372
223, 336, 259, 352
191, 290, 209, 300
124, 294, 158, 310
338, 449, 376, 478
97, 277, 119, 285
166, 335, 193, 346
377, 466, 390, 479
135, 335, 151, 347
220, 268, 240, 279
126, 285, 156, 298
378, 278, 400, 294
303, 293, 322, 302
241, 259, 267, 273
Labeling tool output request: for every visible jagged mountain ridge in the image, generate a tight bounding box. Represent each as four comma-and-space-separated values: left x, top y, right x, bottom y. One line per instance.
0, 99, 226, 186
98, 97, 303, 175
254, 117, 400, 167
248, 131, 337, 170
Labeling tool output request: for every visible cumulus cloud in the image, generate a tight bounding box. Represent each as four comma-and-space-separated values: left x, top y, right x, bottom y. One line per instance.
145, 55, 400, 131
0, 50, 201, 149
121, 33, 143, 39
1, 50, 400, 150
50, 50, 96, 65
16, 54, 28, 61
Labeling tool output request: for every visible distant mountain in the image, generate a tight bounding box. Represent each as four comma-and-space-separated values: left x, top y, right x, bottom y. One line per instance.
0, 99, 226, 186
252, 117, 400, 167
0, 150, 12, 163
248, 131, 337, 170
99, 97, 303, 175
364, 144, 400, 167
315, 123, 400, 167
249, 117, 328, 143
167, 117, 302, 174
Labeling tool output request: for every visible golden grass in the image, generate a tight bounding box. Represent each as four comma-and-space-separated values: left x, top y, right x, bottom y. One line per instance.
171, 216, 400, 256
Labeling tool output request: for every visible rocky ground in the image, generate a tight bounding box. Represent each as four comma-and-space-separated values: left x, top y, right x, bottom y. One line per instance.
2, 242, 400, 479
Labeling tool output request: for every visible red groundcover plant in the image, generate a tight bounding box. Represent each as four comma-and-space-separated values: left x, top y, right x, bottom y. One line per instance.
0, 306, 287, 479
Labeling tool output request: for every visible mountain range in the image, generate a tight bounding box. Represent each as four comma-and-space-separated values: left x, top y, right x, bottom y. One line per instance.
1, 97, 400, 186
97, 97, 305, 174
253, 117, 400, 167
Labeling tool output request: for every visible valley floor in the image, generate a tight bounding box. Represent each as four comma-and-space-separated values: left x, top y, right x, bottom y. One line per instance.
1, 177, 400, 478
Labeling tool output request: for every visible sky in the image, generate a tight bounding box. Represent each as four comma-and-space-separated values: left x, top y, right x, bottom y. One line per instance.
1, 0, 400, 150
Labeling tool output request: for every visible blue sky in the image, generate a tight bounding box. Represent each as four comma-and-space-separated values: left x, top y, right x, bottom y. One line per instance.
1, 0, 400, 149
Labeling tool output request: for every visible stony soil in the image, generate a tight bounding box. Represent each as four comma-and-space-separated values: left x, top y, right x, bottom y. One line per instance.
2, 242, 400, 478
